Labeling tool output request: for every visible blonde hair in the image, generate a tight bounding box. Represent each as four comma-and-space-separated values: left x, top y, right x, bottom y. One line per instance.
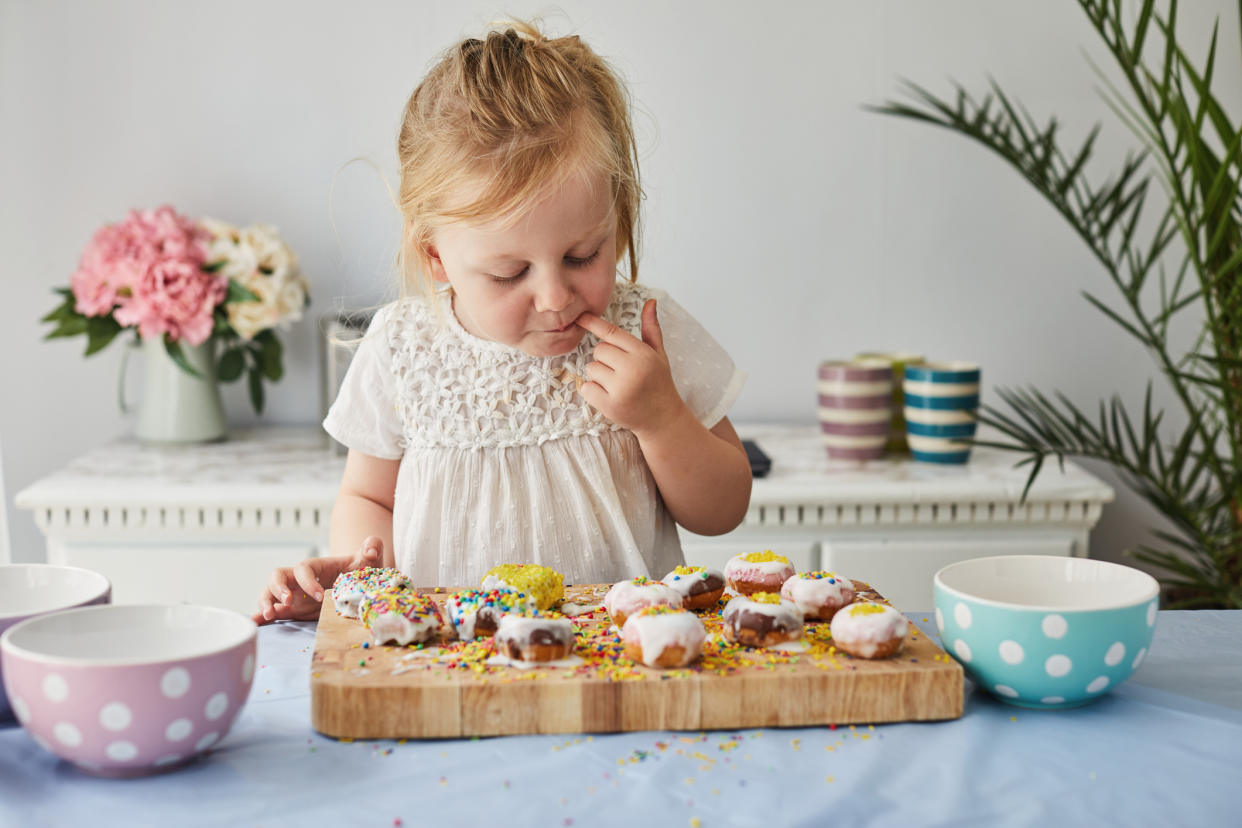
396, 20, 642, 300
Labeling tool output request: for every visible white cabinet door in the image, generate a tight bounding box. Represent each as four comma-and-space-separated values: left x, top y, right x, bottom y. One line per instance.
48, 541, 316, 616
678, 532, 817, 575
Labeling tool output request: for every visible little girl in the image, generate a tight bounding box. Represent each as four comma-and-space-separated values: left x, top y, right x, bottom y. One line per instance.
256, 21, 751, 623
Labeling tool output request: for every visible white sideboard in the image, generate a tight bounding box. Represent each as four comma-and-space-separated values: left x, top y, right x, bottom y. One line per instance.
16, 424, 1114, 615
15, 428, 341, 617
679, 425, 1115, 609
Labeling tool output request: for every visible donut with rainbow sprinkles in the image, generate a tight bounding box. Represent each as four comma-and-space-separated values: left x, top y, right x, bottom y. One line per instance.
780, 570, 855, 621
661, 565, 726, 610
604, 577, 682, 629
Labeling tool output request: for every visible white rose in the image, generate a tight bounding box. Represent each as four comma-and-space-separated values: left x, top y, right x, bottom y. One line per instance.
275, 277, 308, 322
241, 224, 295, 274
212, 222, 308, 338
226, 274, 279, 340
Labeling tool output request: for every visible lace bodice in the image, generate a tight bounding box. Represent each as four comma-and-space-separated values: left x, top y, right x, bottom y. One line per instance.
323, 279, 745, 587
388, 282, 645, 449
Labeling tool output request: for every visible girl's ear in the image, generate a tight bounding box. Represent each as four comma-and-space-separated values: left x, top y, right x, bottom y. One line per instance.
425, 244, 450, 284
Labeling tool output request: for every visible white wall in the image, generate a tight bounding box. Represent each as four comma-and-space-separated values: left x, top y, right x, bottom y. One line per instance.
2, 1, 1238, 570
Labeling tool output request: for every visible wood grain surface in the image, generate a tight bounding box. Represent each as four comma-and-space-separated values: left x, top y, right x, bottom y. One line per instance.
310, 583, 962, 739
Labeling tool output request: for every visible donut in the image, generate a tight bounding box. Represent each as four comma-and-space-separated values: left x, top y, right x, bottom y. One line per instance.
780, 571, 855, 621
443, 588, 536, 640
493, 613, 575, 663
621, 606, 706, 668
723, 551, 795, 595
661, 565, 726, 610
330, 566, 411, 618
481, 564, 564, 611
721, 592, 804, 648
829, 601, 909, 659
603, 577, 683, 629
359, 587, 443, 646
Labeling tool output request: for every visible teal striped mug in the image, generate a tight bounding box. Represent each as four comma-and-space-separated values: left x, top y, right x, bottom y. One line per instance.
903, 362, 980, 464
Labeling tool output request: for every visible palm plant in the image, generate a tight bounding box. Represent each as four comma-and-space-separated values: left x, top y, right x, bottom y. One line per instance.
874, 0, 1242, 608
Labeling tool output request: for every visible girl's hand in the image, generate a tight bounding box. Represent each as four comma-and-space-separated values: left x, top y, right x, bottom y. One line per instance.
575, 299, 688, 437
252, 536, 384, 625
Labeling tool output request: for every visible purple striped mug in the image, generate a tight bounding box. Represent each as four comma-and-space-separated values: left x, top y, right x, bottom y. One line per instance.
817, 360, 892, 460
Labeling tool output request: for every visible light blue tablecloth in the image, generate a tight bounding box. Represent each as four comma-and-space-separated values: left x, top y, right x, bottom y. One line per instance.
2, 611, 1239, 827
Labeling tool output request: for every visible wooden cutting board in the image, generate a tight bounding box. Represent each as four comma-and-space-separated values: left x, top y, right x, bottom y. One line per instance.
310, 583, 962, 739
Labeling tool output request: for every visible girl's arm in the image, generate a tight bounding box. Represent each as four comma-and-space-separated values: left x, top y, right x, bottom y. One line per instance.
253, 449, 399, 623
576, 299, 752, 536
635, 412, 751, 536
328, 449, 399, 568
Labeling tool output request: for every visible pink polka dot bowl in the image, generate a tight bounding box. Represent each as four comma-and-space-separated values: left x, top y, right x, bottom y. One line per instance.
0, 564, 112, 720
934, 555, 1159, 710
0, 604, 256, 776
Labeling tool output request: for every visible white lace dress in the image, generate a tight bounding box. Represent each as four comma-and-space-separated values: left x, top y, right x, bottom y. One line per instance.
323, 280, 745, 587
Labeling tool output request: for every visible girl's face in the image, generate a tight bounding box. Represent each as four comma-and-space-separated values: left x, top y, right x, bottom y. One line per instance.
428, 169, 619, 357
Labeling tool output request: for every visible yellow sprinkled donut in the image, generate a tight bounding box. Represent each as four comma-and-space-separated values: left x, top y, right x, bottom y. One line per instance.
480, 563, 564, 611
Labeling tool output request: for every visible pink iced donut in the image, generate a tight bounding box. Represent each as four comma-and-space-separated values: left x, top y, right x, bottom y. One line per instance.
604, 577, 682, 629
780, 571, 855, 621
723, 551, 795, 595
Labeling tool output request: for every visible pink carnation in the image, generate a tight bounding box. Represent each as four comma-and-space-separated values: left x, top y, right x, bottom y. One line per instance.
113, 257, 227, 346
70, 205, 219, 343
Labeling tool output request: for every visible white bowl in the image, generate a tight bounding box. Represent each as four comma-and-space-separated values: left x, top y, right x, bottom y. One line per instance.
0, 564, 112, 719
1, 604, 256, 776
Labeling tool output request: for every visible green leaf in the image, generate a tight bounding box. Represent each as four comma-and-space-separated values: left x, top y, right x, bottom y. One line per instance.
203, 260, 227, 273
40, 293, 78, 324
1018, 453, 1044, 504
163, 337, 204, 379
1080, 290, 1150, 343
258, 336, 283, 382
227, 279, 260, 304
44, 316, 88, 340
83, 315, 122, 356
247, 367, 266, 414
218, 347, 245, 382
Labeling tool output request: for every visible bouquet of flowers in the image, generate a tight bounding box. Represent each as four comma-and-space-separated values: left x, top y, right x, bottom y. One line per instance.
42, 205, 310, 413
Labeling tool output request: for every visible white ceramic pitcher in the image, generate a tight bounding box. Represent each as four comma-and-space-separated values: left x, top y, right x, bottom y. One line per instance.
122, 336, 226, 443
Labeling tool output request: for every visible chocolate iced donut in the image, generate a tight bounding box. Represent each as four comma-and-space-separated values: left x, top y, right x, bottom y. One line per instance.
721, 592, 804, 648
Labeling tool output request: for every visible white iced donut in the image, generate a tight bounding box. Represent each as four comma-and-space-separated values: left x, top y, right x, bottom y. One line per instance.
442, 588, 536, 640
493, 614, 575, 662
780, 571, 855, 621
621, 606, 706, 668
360, 587, 443, 646
331, 567, 411, 618
829, 601, 908, 659
661, 566, 726, 610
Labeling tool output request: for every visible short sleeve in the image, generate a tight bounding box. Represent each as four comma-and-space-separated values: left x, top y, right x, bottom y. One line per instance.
322, 304, 406, 459
648, 288, 746, 428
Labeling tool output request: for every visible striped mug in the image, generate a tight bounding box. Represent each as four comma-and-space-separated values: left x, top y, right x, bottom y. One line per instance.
903, 362, 981, 464
817, 360, 892, 461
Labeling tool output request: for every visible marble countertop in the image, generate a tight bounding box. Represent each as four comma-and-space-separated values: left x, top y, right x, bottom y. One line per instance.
15, 424, 1113, 510
741, 424, 1114, 505
15, 427, 343, 507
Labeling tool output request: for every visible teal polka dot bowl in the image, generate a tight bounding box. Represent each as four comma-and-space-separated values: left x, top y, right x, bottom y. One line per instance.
933, 556, 1159, 709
